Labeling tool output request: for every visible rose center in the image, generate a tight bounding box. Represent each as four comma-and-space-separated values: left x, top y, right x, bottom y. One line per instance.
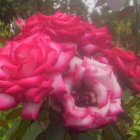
71, 83, 97, 107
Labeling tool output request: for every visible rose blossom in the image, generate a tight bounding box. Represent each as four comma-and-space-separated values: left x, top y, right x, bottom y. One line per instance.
0, 11, 122, 132
0, 32, 75, 119
50, 56, 122, 131
105, 47, 140, 94
13, 11, 112, 56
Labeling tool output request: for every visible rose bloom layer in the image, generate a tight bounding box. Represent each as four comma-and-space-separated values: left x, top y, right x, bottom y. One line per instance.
1, 11, 138, 132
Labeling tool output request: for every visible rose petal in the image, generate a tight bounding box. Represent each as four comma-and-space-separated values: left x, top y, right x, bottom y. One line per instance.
21, 100, 43, 120
0, 93, 16, 110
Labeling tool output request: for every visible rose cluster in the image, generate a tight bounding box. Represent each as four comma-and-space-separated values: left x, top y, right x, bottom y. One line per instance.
0, 11, 139, 131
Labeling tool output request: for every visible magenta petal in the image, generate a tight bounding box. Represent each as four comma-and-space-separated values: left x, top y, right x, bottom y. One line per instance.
25, 88, 40, 98
131, 82, 140, 91
0, 81, 13, 88
5, 85, 24, 94
108, 99, 123, 115
18, 76, 42, 87
0, 93, 16, 110
81, 44, 97, 55
21, 100, 43, 120
33, 90, 49, 102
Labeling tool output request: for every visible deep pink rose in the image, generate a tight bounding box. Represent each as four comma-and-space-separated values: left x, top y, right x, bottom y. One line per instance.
14, 11, 112, 56
0, 32, 75, 119
0, 11, 123, 132
105, 47, 140, 94
50, 56, 122, 131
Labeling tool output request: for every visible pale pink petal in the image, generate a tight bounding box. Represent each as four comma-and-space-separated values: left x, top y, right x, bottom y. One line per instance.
89, 100, 110, 117
52, 74, 66, 94
63, 77, 74, 94
65, 115, 94, 130
69, 56, 82, 72
64, 95, 88, 119
108, 99, 123, 115
21, 100, 43, 120
75, 65, 85, 80
93, 82, 109, 108
0, 93, 16, 110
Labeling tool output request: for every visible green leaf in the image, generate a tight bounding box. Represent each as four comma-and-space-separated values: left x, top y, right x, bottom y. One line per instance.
128, 131, 137, 136
36, 120, 66, 140
0, 119, 9, 129
37, 109, 48, 122
88, 129, 101, 139
65, 132, 72, 140
126, 97, 138, 109
102, 124, 126, 140
23, 121, 42, 140
6, 119, 31, 140
35, 132, 46, 140
45, 120, 66, 140
121, 89, 131, 101
6, 108, 22, 120
13, 119, 31, 140
71, 133, 96, 140
6, 121, 21, 140
118, 112, 133, 126
133, 125, 140, 131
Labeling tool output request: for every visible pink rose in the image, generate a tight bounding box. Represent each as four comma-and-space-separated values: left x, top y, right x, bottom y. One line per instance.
0, 11, 122, 132
14, 11, 112, 56
50, 56, 122, 131
0, 32, 75, 119
106, 47, 140, 94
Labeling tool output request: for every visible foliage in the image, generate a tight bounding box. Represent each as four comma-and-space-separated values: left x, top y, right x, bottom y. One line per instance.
91, 0, 140, 55
0, 0, 140, 140
0, 0, 88, 25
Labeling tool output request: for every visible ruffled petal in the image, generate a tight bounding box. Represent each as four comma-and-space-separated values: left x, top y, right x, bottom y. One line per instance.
64, 94, 88, 119
21, 100, 43, 120
0, 93, 16, 110
93, 82, 109, 108
108, 99, 123, 115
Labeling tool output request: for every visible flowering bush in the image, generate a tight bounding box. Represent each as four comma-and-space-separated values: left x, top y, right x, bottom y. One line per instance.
103, 47, 140, 94
0, 32, 75, 119
0, 11, 140, 139
50, 56, 122, 131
